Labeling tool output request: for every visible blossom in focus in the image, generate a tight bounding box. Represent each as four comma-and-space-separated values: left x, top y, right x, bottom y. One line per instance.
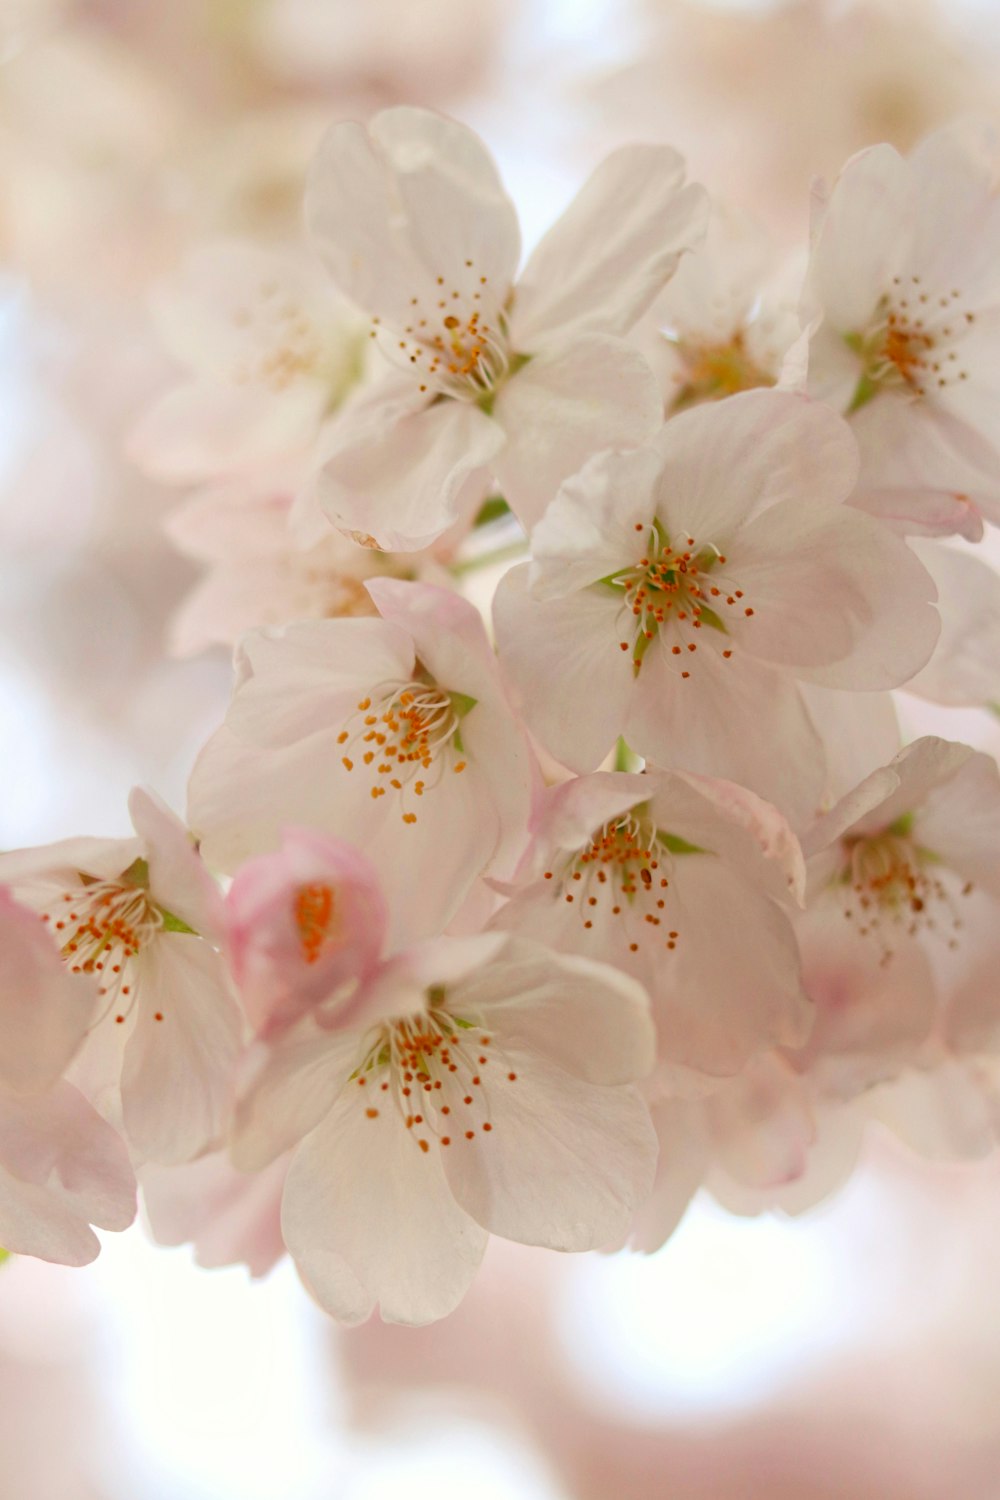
491, 768, 809, 1078
806, 123, 1000, 539
0, 788, 243, 1166
231, 931, 657, 1325
0, 888, 136, 1264
188, 579, 538, 947
494, 390, 940, 822
305, 105, 708, 547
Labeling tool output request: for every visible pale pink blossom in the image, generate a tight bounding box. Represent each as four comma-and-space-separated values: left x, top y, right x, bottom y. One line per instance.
231, 932, 657, 1325
0, 789, 244, 1166
162, 465, 425, 655
188, 579, 538, 948
491, 768, 809, 1078
493, 390, 939, 823
305, 106, 707, 546
635, 198, 805, 413
128, 240, 368, 486
0, 889, 135, 1265
802, 736, 1000, 966
904, 539, 1000, 708
225, 828, 387, 1040
806, 123, 1000, 538
140, 1150, 287, 1278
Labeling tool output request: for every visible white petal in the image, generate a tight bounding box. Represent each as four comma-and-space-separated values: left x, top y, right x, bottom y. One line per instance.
512, 145, 707, 346
307, 109, 519, 330
492, 563, 632, 773
317, 392, 504, 551
652, 389, 859, 540
491, 334, 662, 531
282, 1086, 488, 1325
128, 380, 325, 483
121, 937, 244, 1166
223, 616, 414, 747
455, 938, 656, 1086
628, 646, 826, 829
0, 889, 95, 1094
734, 497, 939, 688
657, 856, 810, 1076
808, 143, 914, 332
442, 1048, 657, 1251
907, 541, 1000, 707
0, 1082, 135, 1265
128, 787, 224, 943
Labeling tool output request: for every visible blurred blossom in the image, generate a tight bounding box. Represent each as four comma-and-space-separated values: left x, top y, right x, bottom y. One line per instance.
584, 0, 1000, 238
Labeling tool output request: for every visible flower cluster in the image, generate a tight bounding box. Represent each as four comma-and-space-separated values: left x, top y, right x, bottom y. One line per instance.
6, 106, 1000, 1326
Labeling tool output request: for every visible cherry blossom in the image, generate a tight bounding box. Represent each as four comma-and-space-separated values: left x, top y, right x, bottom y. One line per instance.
0, 888, 136, 1265
128, 240, 368, 486
0, 788, 244, 1166
491, 768, 809, 1078
806, 123, 1000, 538
231, 932, 657, 1325
493, 389, 940, 822
635, 198, 805, 414
225, 827, 388, 1040
162, 464, 424, 655
140, 1150, 288, 1278
801, 736, 1000, 969
188, 579, 538, 947
305, 105, 708, 547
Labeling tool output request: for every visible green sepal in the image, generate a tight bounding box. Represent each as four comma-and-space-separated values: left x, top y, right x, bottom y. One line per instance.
450, 692, 478, 720
695, 604, 728, 634
474, 496, 511, 528
160, 909, 198, 935
120, 857, 150, 889
847, 372, 878, 414
657, 831, 707, 855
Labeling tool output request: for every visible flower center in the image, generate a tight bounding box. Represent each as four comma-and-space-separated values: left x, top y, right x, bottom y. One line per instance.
349, 1002, 516, 1151
848, 276, 974, 410
232, 279, 327, 392
371, 258, 515, 404
41, 878, 164, 1025
605, 518, 751, 676
545, 812, 681, 954
836, 821, 974, 963
294, 883, 337, 964
337, 678, 472, 824
669, 330, 776, 412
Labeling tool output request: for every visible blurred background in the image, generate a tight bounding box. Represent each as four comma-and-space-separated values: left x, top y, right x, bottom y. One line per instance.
4, 1, 1000, 1495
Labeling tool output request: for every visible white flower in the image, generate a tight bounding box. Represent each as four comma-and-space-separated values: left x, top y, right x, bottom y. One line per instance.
493, 390, 940, 824
0, 888, 136, 1265
305, 106, 707, 547
0, 789, 244, 1166
188, 579, 538, 948
636, 198, 805, 412
491, 768, 809, 1078
162, 463, 423, 655
802, 736, 1000, 968
232, 933, 658, 1325
806, 123, 1000, 538
129, 239, 367, 485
